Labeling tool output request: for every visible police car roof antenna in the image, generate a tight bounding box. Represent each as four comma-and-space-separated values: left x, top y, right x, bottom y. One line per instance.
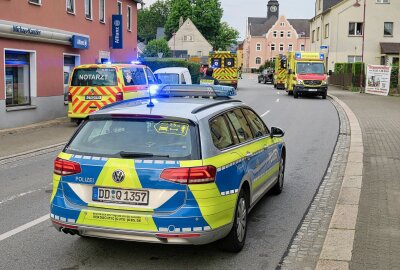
147, 91, 155, 108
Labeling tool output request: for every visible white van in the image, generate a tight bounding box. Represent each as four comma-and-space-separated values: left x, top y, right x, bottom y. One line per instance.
154, 67, 192, 85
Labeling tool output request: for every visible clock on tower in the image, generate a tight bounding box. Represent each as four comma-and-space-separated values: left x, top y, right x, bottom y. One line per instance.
267, 0, 279, 19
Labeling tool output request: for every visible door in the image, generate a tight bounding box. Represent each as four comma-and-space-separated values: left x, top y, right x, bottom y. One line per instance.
64, 55, 78, 104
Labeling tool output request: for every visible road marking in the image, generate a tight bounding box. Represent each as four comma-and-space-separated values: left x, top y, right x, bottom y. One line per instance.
0, 214, 49, 242
0, 184, 52, 205
276, 98, 280, 102
261, 110, 270, 117
277, 92, 280, 95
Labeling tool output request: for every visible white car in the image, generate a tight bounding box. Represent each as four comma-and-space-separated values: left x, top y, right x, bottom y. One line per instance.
154, 67, 192, 85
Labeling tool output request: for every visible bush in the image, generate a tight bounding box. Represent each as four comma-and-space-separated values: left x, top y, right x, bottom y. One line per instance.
142, 39, 172, 58
390, 65, 398, 89
141, 58, 201, 84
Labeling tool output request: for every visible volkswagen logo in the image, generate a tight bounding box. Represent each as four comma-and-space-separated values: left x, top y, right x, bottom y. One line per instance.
112, 170, 125, 183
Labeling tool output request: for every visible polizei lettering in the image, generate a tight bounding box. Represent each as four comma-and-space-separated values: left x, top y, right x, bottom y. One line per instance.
78, 74, 108, 80
13, 25, 41, 36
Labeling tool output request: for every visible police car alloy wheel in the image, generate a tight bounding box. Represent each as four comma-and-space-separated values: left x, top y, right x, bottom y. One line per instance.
272, 156, 285, 195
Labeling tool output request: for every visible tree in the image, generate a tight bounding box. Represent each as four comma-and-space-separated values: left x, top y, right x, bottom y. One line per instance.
191, 0, 223, 42
138, 0, 171, 43
164, 0, 192, 39
143, 39, 172, 57
212, 22, 239, 51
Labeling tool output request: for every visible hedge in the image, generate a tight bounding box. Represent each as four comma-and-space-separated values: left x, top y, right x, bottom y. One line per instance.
140, 58, 201, 84
390, 65, 398, 89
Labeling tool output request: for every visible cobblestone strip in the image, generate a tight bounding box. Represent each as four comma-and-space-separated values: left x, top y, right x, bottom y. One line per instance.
315, 95, 364, 270
279, 97, 351, 270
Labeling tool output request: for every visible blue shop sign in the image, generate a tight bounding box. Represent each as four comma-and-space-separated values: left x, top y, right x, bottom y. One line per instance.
72, 35, 89, 49
112, 15, 123, 49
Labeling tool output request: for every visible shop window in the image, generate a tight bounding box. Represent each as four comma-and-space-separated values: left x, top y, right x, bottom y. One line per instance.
5, 51, 31, 107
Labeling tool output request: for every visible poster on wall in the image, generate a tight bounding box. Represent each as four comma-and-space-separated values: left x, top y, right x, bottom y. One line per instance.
6, 75, 13, 99
365, 65, 392, 96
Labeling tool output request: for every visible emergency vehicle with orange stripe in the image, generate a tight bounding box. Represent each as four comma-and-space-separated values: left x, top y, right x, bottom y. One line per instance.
67, 63, 157, 124
209, 51, 239, 89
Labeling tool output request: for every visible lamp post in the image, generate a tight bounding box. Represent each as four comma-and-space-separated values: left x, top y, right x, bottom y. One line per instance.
172, 32, 176, 58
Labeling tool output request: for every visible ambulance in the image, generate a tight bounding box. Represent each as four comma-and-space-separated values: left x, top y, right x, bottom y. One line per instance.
209, 51, 238, 89
274, 54, 288, 90
285, 52, 328, 99
67, 63, 157, 124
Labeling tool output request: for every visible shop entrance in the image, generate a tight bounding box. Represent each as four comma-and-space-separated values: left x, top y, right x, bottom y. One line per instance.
63, 55, 79, 104
5, 51, 31, 107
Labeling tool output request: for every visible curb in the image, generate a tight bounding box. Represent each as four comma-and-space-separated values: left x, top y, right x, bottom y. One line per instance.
315, 94, 364, 270
0, 117, 69, 135
0, 142, 66, 162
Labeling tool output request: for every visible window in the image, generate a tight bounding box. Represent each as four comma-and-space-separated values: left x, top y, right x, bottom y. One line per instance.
301, 44, 305, 51
183, 35, 193, 41
271, 44, 276, 51
85, 0, 92, 20
66, 0, 75, 13
287, 31, 291, 38
256, 57, 262, 65
318, 0, 322, 10
127, 6, 132, 31
376, 0, 389, 3
210, 115, 235, 150
273, 31, 277, 37
312, 30, 315, 43
28, 0, 41, 5
117, 1, 122, 15
279, 44, 284, 51
384, 22, 393, 36
280, 31, 284, 38
317, 27, 320, 41
226, 109, 253, 143
197, 51, 202, 56
225, 58, 235, 68
145, 68, 157, 84
99, 0, 105, 23
280, 22, 285, 27
348, 56, 362, 63
5, 51, 32, 107
256, 43, 261, 51
324, 24, 329, 38
122, 68, 147, 85
242, 109, 268, 138
349, 22, 363, 36
288, 44, 293, 51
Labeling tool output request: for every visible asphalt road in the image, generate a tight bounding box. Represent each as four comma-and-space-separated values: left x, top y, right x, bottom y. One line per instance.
0, 76, 339, 270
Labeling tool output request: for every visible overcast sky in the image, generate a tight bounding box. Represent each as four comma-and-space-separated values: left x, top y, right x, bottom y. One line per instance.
142, 0, 316, 39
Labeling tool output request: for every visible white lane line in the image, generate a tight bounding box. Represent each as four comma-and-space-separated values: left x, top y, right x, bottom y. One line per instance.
0, 184, 52, 205
0, 214, 49, 242
261, 110, 270, 117
276, 98, 280, 102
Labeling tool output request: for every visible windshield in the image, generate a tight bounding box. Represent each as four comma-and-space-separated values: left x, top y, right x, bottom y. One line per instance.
155, 73, 180, 84
296, 62, 325, 75
71, 68, 117, 86
65, 119, 198, 159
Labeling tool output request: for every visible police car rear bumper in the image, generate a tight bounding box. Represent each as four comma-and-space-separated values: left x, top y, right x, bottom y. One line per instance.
51, 218, 232, 245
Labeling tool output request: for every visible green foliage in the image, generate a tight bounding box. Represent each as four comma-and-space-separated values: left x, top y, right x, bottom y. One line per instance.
390, 65, 398, 89
212, 22, 239, 50
143, 39, 172, 57
334, 63, 345, 74
191, 0, 223, 43
164, 0, 192, 39
141, 58, 201, 83
138, 0, 171, 43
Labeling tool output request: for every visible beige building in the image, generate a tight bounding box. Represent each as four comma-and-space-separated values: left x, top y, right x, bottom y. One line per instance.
244, 0, 310, 71
167, 18, 212, 57
310, 0, 400, 71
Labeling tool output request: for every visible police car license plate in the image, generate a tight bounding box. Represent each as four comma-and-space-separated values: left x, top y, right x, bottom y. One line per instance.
92, 187, 149, 206
85, 95, 102, 100
308, 89, 317, 92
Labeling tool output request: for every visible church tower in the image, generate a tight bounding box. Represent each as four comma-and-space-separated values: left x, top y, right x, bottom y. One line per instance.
267, 0, 279, 19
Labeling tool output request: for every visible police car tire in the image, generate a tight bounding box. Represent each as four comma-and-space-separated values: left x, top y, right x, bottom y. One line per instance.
294, 91, 299, 99
322, 92, 327, 99
272, 156, 285, 195
219, 189, 248, 253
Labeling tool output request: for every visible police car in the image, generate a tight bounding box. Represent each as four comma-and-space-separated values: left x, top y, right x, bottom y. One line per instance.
50, 85, 286, 252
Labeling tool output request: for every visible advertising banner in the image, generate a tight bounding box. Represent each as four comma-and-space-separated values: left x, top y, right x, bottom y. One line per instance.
112, 15, 123, 49
365, 65, 392, 96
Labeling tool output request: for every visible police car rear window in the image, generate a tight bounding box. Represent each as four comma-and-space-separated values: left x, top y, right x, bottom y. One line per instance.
71, 68, 117, 86
65, 119, 199, 160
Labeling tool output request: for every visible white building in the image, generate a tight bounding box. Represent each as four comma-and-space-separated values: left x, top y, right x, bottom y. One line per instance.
310, 0, 400, 71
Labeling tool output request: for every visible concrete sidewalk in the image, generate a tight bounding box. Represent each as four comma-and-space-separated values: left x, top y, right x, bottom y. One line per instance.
0, 118, 77, 158
328, 87, 400, 270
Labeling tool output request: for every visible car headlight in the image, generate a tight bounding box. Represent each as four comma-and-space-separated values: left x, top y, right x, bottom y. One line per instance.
322, 80, 328, 85
297, 80, 303, 84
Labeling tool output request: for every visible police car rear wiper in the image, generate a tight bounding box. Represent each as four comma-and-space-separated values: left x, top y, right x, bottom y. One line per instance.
118, 151, 170, 158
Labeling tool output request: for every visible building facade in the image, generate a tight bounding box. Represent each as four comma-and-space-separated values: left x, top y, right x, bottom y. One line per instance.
310, 0, 400, 71
168, 18, 213, 58
244, 0, 311, 71
0, 0, 141, 129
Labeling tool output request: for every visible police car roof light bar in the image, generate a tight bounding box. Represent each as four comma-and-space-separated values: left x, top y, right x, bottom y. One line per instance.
155, 85, 237, 98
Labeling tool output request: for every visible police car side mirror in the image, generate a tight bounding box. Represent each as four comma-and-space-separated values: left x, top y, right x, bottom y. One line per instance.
270, 127, 285, 138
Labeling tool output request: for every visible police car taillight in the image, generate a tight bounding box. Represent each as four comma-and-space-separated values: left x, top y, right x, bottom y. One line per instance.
116, 92, 124, 101
160, 166, 216, 184
54, 158, 82, 176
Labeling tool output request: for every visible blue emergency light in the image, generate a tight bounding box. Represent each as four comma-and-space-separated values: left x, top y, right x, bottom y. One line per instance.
152, 85, 237, 98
